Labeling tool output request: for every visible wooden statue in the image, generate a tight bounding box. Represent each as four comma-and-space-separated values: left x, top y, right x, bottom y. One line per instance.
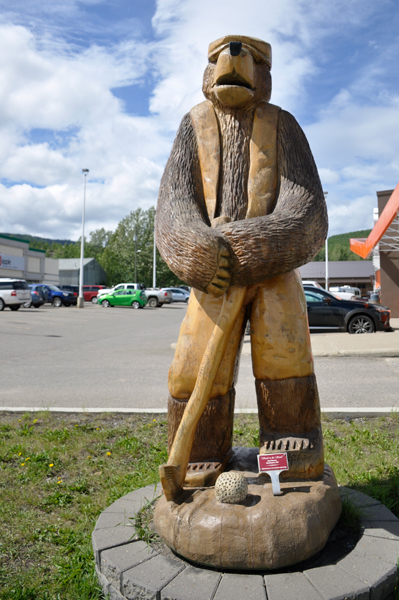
154, 35, 341, 570
156, 34, 327, 493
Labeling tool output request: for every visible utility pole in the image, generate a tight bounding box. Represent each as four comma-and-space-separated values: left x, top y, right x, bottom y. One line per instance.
153, 211, 157, 288
134, 228, 138, 283
77, 169, 89, 308
323, 191, 329, 291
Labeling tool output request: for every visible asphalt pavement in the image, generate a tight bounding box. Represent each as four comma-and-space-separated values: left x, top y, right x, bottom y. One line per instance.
1, 303, 398, 415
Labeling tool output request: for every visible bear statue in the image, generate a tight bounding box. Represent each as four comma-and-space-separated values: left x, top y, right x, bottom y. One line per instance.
155, 34, 328, 488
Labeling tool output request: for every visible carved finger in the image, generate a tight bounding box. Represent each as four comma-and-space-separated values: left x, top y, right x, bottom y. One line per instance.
219, 246, 232, 260
218, 256, 233, 269
215, 268, 231, 280
207, 283, 226, 298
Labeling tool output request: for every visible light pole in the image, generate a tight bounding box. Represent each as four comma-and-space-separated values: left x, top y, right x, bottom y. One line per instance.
77, 169, 89, 308
134, 230, 138, 283
153, 210, 157, 288
323, 191, 329, 291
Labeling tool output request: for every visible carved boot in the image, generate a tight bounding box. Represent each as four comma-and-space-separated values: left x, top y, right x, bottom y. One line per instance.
256, 374, 324, 479
167, 389, 235, 487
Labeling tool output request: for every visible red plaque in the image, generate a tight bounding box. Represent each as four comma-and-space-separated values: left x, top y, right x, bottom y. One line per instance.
258, 453, 289, 472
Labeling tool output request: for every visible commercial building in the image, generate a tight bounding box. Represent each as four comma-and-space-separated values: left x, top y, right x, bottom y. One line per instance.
299, 260, 374, 295
350, 185, 399, 317
59, 258, 107, 286
0, 234, 58, 284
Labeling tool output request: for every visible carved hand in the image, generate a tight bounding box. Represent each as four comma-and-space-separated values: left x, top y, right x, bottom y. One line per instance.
205, 216, 233, 297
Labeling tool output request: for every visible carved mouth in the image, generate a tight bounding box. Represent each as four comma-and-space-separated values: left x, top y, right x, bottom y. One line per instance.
215, 73, 253, 90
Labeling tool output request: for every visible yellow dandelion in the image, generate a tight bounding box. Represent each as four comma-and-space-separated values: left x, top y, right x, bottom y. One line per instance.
75, 424, 78, 427
87, 456, 91, 459
96, 428, 100, 430
153, 419, 156, 422
21, 463, 25, 466
18, 419, 21, 422
49, 463, 54, 467
106, 452, 111, 456
18, 452, 22, 456
26, 457, 30, 461
57, 480, 63, 484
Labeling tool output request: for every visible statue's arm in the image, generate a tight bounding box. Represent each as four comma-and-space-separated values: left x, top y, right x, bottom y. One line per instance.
156, 113, 232, 294
218, 109, 328, 286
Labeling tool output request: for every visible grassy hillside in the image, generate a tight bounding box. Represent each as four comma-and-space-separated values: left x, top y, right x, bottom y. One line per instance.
1, 233, 74, 247
2, 228, 373, 262
314, 229, 372, 261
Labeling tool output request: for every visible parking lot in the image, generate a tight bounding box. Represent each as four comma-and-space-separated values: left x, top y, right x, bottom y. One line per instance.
1, 302, 399, 411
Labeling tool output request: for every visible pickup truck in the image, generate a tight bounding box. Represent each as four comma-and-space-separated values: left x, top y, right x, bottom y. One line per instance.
329, 286, 361, 301
97, 283, 172, 307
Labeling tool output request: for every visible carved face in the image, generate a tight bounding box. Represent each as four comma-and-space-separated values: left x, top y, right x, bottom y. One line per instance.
203, 40, 272, 110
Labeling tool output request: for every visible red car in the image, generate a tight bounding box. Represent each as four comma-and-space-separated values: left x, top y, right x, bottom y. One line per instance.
82, 285, 107, 303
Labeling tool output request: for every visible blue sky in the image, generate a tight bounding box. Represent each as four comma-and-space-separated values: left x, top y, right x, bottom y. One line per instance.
0, 0, 398, 240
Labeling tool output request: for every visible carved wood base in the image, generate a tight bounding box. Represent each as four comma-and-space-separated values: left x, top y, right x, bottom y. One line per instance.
154, 463, 342, 570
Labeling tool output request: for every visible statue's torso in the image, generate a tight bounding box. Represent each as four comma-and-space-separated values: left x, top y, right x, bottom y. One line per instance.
190, 100, 280, 223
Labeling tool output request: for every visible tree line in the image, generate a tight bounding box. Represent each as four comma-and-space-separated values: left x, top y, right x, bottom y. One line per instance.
19, 214, 372, 287
27, 207, 184, 288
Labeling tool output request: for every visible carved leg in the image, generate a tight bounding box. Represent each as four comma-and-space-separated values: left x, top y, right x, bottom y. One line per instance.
168, 389, 235, 487
256, 374, 324, 479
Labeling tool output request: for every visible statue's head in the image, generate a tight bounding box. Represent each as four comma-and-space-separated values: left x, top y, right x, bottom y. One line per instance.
203, 35, 272, 110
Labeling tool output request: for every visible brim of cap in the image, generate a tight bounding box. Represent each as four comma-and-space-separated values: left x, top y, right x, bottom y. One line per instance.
208, 35, 271, 68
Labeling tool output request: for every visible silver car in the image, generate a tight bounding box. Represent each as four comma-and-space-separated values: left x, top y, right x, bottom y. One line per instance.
161, 287, 190, 303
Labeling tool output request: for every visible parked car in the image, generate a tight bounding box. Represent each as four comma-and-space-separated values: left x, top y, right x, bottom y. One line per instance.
30, 284, 76, 307
97, 284, 172, 307
161, 287, 190, 302
24, 287, 45, 308
302, 280, 324, 290
82, 285, 106, 303
98, 289, 147, 309
0, 278, 31, 311
303, 286, 391, 334
329, 285, 361, 300
59, 285, 79, 298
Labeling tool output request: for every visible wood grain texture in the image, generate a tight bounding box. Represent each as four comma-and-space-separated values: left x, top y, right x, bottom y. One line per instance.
155, 70, 327, 292
168, 390, 235, 463
256, 374, 321, 435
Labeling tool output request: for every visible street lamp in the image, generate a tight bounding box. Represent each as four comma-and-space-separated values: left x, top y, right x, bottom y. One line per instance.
323, 191, 329, 291
153, 210, 156, 288
77, 169, 89, 308
134, 230, 138, 283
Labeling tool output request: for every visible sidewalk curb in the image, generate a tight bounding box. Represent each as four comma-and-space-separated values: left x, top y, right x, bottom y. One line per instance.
173, 342, 399, 358
312, 349, 399, 358
1, 406, 398, 418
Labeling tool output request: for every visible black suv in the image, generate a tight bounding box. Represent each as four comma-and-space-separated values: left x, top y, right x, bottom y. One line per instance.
303, 286, 391, 334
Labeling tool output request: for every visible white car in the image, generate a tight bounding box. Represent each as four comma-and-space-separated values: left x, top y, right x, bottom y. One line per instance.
0, 278, 31, 311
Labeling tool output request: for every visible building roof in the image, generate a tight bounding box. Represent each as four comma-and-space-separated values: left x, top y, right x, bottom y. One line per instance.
299, 261, 373, 279
59, 258, 95, 270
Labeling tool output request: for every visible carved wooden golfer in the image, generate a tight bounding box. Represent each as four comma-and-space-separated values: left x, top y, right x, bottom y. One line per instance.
154, 34, 341, 570
156, 34, 328, 495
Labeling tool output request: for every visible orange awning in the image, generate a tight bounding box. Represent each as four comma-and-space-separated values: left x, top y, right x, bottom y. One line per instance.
350, 182, 399, 258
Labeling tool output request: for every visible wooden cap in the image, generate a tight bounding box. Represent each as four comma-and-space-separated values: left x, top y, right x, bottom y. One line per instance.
208, 35, 271, 68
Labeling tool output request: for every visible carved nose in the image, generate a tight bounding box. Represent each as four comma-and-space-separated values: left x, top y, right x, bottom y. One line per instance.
229, 41, 242, 57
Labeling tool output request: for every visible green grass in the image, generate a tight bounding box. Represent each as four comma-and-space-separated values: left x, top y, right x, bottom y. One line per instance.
1, 412, 399, 599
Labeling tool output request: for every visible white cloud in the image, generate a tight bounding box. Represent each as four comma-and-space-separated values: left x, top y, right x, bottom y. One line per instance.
0, 0, 398, 241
